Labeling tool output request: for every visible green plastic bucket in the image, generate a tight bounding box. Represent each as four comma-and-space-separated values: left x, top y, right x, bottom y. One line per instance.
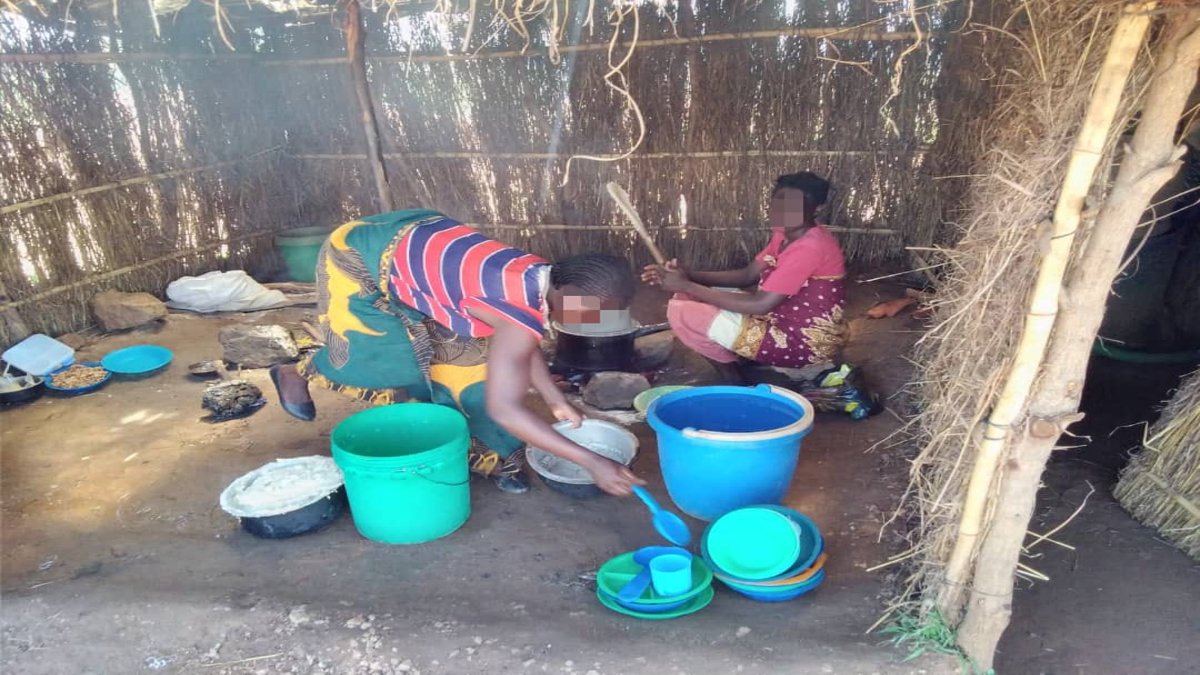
275, 226, 331, 283
331, 404, 470, 544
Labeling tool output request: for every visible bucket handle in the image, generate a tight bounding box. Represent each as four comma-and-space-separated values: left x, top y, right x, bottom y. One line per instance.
389, 462, 469, 487
681, 385, 815, 442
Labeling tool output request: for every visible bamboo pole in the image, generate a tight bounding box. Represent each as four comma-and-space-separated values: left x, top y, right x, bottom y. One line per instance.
937, 2, 1155, 622
451, 223, 899, 235
370, 26, 941, 63
955, 9, 1199, 669
0, 52, 259, 65
0, 147, 282, 215
0, 276, 32, 345
345, 0, 394, 212
0, 26, 939, 67
0, 230, 278, 313
291, 149, 930, 161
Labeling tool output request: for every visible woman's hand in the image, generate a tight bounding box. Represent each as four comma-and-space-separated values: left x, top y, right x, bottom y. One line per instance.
586, 456, 646, 496
549, 400, 584, 428
641, 259, 687, 288
658, 264, 690, 293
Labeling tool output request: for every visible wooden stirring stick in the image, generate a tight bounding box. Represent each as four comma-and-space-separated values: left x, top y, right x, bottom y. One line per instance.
606, 181, 667, 265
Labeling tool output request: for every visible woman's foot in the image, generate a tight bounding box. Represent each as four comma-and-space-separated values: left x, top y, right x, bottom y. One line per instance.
269, 364, 316, 421
492, 473, 531, 494
470, 446, 531, 494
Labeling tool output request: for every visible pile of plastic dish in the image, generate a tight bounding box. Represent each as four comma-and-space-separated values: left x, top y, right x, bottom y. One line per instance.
700, 505, 827, 602
595, 546, 714, 619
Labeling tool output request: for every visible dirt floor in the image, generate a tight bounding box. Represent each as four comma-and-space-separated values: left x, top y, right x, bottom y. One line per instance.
2, 277, 1195, 675
995, 357, 1200, 675
1, 280, 954, 675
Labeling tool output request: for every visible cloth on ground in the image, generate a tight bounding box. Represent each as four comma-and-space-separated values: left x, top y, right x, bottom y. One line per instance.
166, 271, 288, 313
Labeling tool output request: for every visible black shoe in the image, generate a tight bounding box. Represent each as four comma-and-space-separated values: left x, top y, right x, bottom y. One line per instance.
491, 472, 530, 494
269, 365, 316, 422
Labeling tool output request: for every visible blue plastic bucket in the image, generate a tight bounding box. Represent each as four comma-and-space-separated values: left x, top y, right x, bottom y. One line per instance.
647, 385, 814, 521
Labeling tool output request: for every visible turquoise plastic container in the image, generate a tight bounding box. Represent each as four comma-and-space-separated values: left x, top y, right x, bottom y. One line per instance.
646, 385, 814, 521
275, 227, 331, 283
331, 404, 470, 544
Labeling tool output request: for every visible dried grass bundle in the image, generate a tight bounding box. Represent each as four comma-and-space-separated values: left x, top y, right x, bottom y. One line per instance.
1115, 370, 1200, 560
883, 0, 1148, 619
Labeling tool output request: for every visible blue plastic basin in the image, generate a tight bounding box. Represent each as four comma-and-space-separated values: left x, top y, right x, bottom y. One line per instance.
101, 345, 174, 375
647, 385, 814, 521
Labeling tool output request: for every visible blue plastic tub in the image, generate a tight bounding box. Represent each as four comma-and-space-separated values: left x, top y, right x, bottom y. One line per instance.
2, 334, 75, 376
647, 385, 814, 521
101, 345, 174, 376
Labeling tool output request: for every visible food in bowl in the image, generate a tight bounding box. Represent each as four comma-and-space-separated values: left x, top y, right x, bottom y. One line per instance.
48, 364, 108, 389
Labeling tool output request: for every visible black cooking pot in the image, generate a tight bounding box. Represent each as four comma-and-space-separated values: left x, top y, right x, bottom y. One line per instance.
0, 367, 44, 408
241, 488, 347, 539
554, 322, 670, 371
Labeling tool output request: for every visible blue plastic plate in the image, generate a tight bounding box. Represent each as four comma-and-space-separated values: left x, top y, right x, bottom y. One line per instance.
45, 362, 112, 395
723, 569, 826, 602
101, 345, 174, 375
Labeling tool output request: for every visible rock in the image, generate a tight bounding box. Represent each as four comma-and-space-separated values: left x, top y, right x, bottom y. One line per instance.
201, 380, 266, 421
56, 332, 91, 350
288, 605, 312, 627
633, 330, 675, 369
219, 324, 299, 368
735, 626, 751, 638
581, 372, 651, 410
91, 291, 167, 331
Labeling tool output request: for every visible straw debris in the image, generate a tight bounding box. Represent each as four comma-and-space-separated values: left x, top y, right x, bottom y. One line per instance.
1115, 370, 1200, 561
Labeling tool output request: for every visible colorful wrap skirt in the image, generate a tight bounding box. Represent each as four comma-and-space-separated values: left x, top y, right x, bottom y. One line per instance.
666, 278, 847, 368
297, 210, 523, 463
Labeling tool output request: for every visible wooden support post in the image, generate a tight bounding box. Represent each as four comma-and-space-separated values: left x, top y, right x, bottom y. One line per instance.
0, 276, 32, 346
954, 8, 1200, 669
936, 4, 1157, 627
344, 0, 394, 213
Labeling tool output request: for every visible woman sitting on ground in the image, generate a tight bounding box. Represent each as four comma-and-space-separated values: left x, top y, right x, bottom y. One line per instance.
642, 172, 847, 382
270, 209, 644, 496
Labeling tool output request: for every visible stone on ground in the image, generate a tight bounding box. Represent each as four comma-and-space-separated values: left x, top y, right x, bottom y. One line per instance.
201, 380, 266, 420
581, 372, 650, 410
91, 291, 168, 331
219, 324, 299, 368
633, 330, 675, 370
55, 332, 91, 350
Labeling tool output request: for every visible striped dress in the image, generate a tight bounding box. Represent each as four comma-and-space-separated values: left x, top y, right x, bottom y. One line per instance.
299, 210, 541, 461
388, 218, 549, 340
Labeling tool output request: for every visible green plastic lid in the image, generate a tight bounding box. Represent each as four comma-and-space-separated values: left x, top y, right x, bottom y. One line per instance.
705, 508, 801, 580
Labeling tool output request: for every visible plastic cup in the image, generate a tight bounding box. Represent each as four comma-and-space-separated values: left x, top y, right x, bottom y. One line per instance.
649, 553, 693, 597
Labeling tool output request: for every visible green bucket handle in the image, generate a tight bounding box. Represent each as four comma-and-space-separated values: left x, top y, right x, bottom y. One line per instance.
389, 461, 469, 488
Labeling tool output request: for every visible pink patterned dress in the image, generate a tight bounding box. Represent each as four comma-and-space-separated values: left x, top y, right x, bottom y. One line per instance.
667, 225, 847, 367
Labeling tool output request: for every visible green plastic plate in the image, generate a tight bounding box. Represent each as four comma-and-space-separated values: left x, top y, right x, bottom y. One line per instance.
705, 508, 800, 580
596, 585, 715, 620
596, 551, 713, 605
